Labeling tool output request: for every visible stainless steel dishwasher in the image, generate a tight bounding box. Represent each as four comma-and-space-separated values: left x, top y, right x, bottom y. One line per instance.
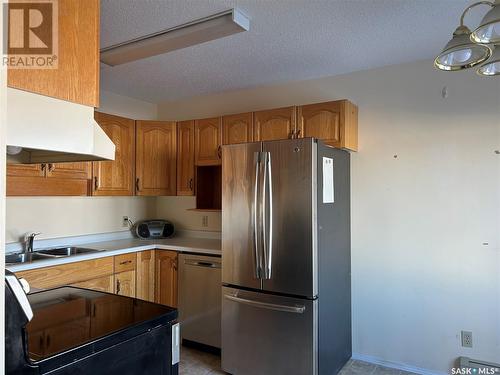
178, 253, 221, 348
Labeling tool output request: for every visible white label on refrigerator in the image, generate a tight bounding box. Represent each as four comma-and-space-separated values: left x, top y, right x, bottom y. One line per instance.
322, 157, 334, 203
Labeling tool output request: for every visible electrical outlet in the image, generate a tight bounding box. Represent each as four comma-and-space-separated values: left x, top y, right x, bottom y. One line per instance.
202, 215, 209, 227
461, 331, 473, 348
122, 216, 130, 228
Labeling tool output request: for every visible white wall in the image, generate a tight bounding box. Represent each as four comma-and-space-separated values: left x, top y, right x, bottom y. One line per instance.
5, 91, 159, 244
98, 90, 158, 120
157, 60, 500, 374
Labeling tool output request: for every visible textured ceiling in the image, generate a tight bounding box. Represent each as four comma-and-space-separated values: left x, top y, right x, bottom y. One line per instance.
100, 0, 483, 103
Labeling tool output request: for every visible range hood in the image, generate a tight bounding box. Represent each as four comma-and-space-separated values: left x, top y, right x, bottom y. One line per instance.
6, 88, 115, 163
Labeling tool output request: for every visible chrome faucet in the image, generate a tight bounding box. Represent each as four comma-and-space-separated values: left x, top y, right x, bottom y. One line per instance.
25, 232, 41, 253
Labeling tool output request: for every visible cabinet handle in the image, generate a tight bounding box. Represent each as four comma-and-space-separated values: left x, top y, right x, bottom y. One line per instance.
289, 130, 295, 139
93, 304, 96, 317
119, 260, 132, 265
39, 335, 44, 349
217, 145, 222, 159
48, 163, 54, 172
295, 129, 301, 138
135, 178, 140, 192
94, 176, 99, 190
116, 279, 121, 294
40, 163, 46, 172
189, 178, 194, 191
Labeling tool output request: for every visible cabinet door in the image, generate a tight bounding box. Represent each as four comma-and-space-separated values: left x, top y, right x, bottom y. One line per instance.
155, 251, 178, 307
297, 100, 358, 150
195, 117, 222, 166
115, 270, 136, 298
93, 112, 136, 196
136, 250, 156, 302
254, 107, 296, 141
222, 112, 253, 145
45, 162, 91, 180
44, 317, 90, 356
136, 121, 177, 196
16, 257, 114, 290
7, 0, 100, 107
72, 275, 114, 293
7, 164, 46, 177
177, 120, 195, 196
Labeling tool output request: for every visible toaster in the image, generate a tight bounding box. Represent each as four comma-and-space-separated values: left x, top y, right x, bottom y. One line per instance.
134, 220, 174, 239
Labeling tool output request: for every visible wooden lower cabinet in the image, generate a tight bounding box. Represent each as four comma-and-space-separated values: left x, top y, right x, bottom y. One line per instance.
155, 251, 178, 307
136, 250, 156, 302
16, 250, 179, 308
17, 258, 114, 290
114, 270, 136, 298
71, 275, 114, 293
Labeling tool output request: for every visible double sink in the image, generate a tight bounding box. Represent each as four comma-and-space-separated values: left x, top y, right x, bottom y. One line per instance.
6, 247, 101, 264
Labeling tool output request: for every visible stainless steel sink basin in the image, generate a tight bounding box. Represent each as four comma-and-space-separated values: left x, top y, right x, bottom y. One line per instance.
36, 247, 100, 257
5, 252, 53, 264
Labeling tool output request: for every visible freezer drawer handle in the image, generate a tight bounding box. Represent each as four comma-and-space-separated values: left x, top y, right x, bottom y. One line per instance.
184, 260, 221, 268
224, 294, 305, 314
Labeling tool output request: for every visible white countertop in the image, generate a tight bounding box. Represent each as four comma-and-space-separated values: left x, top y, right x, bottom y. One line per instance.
6, 236, 221, 273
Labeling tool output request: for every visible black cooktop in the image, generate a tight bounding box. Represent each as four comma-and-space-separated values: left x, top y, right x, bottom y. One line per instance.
26, 286, 177, 362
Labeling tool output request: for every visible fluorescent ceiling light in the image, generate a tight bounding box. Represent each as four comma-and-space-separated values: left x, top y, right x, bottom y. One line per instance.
101, 8, 250, 66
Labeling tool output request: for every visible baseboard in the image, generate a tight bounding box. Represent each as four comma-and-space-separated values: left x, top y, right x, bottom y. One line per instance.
352, 353, 448, 375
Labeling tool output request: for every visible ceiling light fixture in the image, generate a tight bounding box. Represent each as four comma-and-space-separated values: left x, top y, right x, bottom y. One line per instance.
471, 0, 500, 43
435, 1, 500, 76
100, 8, 250, 66
477, 45, 500, 75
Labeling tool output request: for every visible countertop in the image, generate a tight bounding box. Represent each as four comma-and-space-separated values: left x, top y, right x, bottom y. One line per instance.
6, 236, 221, 273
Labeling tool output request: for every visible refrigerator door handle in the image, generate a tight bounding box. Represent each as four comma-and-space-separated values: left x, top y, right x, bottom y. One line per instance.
224, 294, 305, 314
262, 151, 273, 279
253, 152, 262, 279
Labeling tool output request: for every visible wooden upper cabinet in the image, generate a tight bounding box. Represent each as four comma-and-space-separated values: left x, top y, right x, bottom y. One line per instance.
177, 121, 195, 196
93, 112, 135, 196
7, 0, 100, 107
7, 164, 45, 178
222, 112, 254, 145
45, 162, 91, 180
195, 117, 222, 166
254, 106, 296, 141
136, 121, 177, 196
297, 100, 358, 151
155, 251, 178, 307
6, 162, 90, 196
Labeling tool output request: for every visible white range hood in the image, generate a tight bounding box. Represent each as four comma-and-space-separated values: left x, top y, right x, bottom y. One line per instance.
6, 88, 115, 163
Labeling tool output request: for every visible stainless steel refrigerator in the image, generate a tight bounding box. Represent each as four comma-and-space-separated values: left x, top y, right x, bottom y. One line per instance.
221, 138, 351, 375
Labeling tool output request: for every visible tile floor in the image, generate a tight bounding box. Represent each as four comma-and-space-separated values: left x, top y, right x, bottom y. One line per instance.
179, 346, 417, 375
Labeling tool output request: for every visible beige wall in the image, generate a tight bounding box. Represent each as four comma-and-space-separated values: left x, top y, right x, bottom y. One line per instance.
5, 196, 156, 243
5, 90, 159, 244
157, 60, 500, 374
156, 196, 221, 232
